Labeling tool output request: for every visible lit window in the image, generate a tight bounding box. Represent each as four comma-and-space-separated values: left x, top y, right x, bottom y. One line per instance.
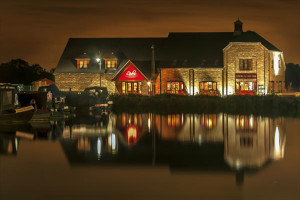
121, 82, 141, 94
77, 59, 89, 69
166, 82, 184, 94
199, 81, 217, 95
239, 59, 253, 70
105, 59, 117, 69
236, 82, 257, 95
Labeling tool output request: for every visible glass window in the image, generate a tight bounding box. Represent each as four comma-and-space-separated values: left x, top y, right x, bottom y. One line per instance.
200, 82, 203, 90
133, 82, 138, 92
106, 59, 117, 69
78, 60, 89, 69
213, 82, 217, 90
127, 83, 131, 92
239, 59, 253, 70
122, 82, 126, 94
166, 82, 184, 94
138, 82, 142, 94
122, 82, 141, 94
199, 81, 217, 95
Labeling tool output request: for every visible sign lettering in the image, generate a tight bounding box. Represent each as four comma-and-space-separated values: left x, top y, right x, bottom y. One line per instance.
118, 65, 145, 81
235, 73, 257, 79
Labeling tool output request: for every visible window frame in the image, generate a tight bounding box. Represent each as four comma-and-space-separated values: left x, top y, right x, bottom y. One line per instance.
166, 81, 184, 95
76, 59, 90, 69
105, 59, 117, 69
199, 81, 217, 95
239, 59, 253, 71
121, 81, 142, 94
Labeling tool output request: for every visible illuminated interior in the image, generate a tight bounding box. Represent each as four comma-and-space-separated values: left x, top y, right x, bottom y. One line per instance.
236, 82, 257, 95
199, 81, 217, 95
167, 81, 184, 94
121, 81, 142, 94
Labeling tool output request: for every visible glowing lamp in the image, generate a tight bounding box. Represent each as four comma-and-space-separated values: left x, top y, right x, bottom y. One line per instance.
96, 58, 101, 63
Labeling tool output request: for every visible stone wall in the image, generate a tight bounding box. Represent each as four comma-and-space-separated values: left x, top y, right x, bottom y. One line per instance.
55, 43, 285, 96
268, 51, 286, 93
155, 68, 223, 95
54, 73, 116, 93
223, 42, 285, 95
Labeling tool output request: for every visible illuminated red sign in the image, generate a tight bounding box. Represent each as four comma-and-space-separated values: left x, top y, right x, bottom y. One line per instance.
118, 65, 145, 81
235, 73, 257, 79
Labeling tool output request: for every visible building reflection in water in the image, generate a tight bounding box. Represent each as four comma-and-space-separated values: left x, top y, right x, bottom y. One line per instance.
225, 115, 286, 171
270, 118, 286, 160
77, 137, 91, 152
116, 113, 149, 146
201, 114, 217, 129
0, 136, 19, 155
16, 112, 284, 186
106, 133, 117, 154
97, 137, 102, 159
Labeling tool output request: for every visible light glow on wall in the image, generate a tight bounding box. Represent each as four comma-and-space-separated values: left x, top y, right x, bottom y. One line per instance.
194, 86, 198, 95
228, 86, 234, 95
273, 52, 280, 76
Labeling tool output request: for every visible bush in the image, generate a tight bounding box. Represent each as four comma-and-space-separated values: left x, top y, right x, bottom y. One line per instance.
110, 94, 300, 117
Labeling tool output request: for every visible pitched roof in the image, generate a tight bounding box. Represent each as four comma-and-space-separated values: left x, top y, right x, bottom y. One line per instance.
55, 31, 281, 74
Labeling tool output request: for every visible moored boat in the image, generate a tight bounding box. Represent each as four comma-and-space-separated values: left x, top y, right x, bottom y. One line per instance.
0, 87, 34, 123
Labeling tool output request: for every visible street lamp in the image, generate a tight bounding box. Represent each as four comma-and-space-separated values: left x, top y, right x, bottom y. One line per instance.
96, 57, 102, 87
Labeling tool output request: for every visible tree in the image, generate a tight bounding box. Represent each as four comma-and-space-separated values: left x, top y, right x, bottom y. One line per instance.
0, 59, 54, 85
285, 63, 300, 91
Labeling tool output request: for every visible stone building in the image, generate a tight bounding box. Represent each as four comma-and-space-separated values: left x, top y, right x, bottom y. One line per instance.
54, 20, 285, 96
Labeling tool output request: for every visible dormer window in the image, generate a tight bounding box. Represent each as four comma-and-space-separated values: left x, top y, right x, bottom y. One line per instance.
77, 59, 89, 69
105, 59, 117, 69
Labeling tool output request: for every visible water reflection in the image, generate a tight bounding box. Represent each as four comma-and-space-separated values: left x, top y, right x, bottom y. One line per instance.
0, 135, 20, 155
0, 113, 287, 186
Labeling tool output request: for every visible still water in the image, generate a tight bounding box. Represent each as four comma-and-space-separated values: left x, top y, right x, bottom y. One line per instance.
0, 113, 299, 200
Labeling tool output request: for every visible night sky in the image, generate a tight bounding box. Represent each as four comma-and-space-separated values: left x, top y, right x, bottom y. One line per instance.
1, 0, 299, 70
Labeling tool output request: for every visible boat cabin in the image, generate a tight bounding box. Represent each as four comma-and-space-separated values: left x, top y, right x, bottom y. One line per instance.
0, 88, 16, 113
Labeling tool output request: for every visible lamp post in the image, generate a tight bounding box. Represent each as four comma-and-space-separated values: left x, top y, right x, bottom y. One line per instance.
96, 57, 102, 88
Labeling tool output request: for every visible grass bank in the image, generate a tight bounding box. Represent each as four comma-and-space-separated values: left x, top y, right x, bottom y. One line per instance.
110, 94, 300, 117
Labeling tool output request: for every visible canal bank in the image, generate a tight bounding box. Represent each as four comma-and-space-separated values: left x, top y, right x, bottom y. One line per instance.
110, 94, 300, 116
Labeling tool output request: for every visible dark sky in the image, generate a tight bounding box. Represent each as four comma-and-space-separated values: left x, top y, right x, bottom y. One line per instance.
0, 0, 299, 70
